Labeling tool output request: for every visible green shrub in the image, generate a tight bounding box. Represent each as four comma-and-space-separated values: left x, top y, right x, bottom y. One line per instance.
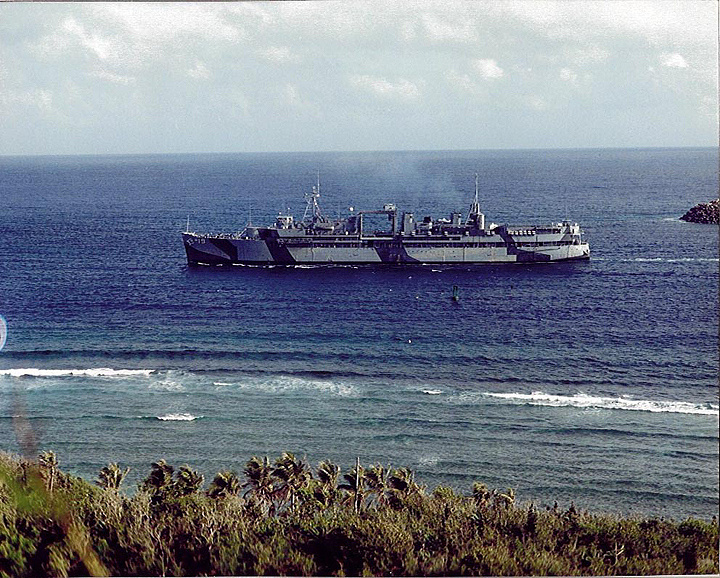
0, 451, 717, 576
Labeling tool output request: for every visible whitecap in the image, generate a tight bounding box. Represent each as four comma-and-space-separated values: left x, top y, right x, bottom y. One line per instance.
239, 374, 357, 397
423, 389, 443, 395
157, 413, 201, 421
623, 257, 719, 263
0, 368, 154, 378
418, 455, 439, 467
149, 379, 185, 392
0, 316, 6, 352
483, 391, 719, 416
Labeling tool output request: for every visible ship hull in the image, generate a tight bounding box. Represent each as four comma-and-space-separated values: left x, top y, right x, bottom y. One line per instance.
183, 233, 590, 266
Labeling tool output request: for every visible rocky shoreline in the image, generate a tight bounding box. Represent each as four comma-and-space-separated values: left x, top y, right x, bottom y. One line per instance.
680, 199, 719, 224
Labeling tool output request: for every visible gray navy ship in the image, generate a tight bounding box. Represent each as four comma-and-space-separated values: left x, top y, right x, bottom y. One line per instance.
182, 176, 590, 266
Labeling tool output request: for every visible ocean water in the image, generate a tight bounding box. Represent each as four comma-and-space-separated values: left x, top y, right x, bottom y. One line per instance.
0, 148, 717, 520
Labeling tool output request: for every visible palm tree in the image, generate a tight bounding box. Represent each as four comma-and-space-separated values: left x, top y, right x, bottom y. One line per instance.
364, 464, 389, 507
388, 467, 415, 493
387, 467, 422, 509
141, 459, 174, 493
497, 487, 515, 509
38, 451, 59, 493
208, 470, 242, 499
472, 482, 493, 508
338, 459, 365, 512
312, 460, 340, 507
244, 456, 276, 513
97, 463, 130, 491
175, 465, 204, 496
316, 460, 340, 488
272, 452, 311, 510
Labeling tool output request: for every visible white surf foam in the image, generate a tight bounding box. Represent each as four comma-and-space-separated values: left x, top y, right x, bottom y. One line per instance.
588, 257, 717, 264
418, 455, 440, 467
148, 374, 187, 391
484, 391, 719, 416
424, 389, 443, 395
624, 257, 719, 263
237, 374, 357, 397
0, 316, 7, 352
156, 413, 201, 421
0, 368, 154, 378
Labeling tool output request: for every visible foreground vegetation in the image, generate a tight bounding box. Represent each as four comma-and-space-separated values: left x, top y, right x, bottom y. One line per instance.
0, 451, 717, 576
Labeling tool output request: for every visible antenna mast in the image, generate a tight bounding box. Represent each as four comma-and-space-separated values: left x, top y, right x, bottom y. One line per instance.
466, 172, 481, 224
303, 176, 323, 221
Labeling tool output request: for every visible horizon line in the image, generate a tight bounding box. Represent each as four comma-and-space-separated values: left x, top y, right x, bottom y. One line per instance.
1, 144, 718, 159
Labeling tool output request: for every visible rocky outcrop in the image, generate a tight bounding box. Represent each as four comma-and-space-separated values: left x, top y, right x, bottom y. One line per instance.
680, 199, 719, 224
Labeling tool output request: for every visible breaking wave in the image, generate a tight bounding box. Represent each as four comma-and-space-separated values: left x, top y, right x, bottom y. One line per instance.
156, 413, 201, 421
0, 367, 357, 397
483, 391, 719, 416
0, 368, 154, 378
623, 257, 719, 263
234, 374, 357, 397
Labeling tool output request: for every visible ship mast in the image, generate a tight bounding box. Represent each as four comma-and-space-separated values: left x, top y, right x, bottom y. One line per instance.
303, 173, 323, 222
466, 173, 481, 225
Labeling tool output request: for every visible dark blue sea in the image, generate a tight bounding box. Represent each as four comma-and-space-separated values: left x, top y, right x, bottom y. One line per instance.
0, 148, 717, 520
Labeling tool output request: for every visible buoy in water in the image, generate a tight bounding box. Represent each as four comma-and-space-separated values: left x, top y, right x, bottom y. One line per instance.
451, 285, 459, 302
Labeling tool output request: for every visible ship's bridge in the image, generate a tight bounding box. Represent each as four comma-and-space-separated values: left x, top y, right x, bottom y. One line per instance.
276, 214, 294, 229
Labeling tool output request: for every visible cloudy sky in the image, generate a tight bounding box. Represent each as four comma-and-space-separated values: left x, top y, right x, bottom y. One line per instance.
0, 1, 717, 155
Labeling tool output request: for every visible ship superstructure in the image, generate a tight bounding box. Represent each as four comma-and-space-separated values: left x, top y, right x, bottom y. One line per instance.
182, 176, 590, 265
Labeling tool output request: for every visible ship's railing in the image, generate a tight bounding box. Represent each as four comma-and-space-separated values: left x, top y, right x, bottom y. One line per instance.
505, 225, 567, 235
185, 232, 247, 239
